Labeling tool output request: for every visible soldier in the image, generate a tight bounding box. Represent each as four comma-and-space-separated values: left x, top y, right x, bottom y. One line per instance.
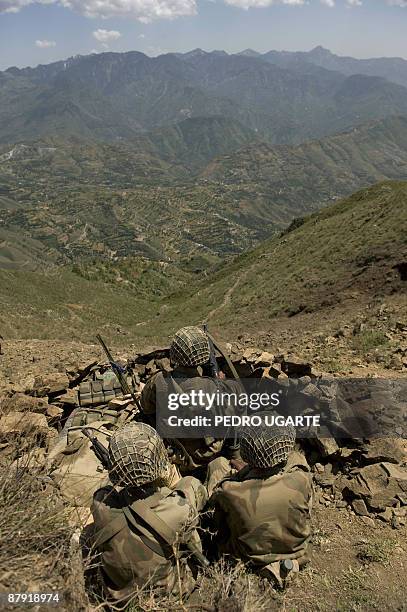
140, 326, 243, 473
207, 420, 313, 587
90, 422, 208, 607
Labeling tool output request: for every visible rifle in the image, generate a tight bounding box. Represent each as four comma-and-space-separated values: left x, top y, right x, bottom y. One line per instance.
82, 428, 111, 470
203, 323, 220, 378
202, 324, 240, 457
96, 334, 140, 407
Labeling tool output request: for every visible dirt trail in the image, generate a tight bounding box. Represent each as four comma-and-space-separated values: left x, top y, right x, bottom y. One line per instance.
207, 269, 249, 321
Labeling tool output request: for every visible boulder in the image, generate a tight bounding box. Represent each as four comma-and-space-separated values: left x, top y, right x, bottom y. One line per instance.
0, 411, 49, 436
281, 356, 312, 377
1, 393, 49, 414
361, 438, 407, 465
262, 365, 282, 379
31, 374, 69, 399
46, 405, 64, 419
377, 507, 393, 523
254, 352, 274, 367
312, 431, 339, 457
242, 348, 261, 363
341, 462, 407, 512
352, 499, 369, 516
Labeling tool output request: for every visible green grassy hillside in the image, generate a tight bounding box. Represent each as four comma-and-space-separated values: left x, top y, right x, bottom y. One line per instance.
1, 182, 405, 344
155, 181, 407, 336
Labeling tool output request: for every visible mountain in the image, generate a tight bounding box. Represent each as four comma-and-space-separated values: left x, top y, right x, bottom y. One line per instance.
158, 181, 407, 339
200, 115, 407, 218
136, 116, 258, 170
281, 46, 407, 90
3, 50, 407, 145
1, 115, 407, 270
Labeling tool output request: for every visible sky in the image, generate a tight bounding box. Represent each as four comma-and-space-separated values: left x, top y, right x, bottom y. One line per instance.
1, 0, 407, 71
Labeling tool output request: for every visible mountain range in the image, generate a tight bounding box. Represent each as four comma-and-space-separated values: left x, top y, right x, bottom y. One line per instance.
1, 115, 407, 270
3, 48, 407, 146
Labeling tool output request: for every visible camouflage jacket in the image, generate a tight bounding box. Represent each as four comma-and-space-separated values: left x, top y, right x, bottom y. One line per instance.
91, 476, 208, 604
210, 451, 313, 566
141, 366, 243, 470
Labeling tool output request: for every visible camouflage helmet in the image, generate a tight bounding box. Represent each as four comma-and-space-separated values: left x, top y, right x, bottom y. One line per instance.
108, 422, 170, 488
240, 417, 296, 469
170, 326, 210, 368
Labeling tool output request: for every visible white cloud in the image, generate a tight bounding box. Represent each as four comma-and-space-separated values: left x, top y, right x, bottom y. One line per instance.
0, 0, 197, 20
0, 0, 52, 12
1, 0, 406, 19
61, 0, 197, 20
93, 28, 121, 42
35, 39, 56, 47
224, 0, 305, 7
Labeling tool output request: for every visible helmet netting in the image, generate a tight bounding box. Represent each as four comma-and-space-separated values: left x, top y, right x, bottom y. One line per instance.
240, 420, 296, 469
170, 326, 210, 367
108, 422, 169, 488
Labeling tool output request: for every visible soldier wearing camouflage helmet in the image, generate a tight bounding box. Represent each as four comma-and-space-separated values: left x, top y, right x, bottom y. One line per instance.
91, 422, 208, 606
140, 326, 243, 473
206, 417, 313, 584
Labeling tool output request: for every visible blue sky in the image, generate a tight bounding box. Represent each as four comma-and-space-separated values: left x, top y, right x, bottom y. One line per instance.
1, 0, 407, 70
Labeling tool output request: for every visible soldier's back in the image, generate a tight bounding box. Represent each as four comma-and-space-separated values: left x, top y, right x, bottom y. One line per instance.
213, 452, 313, 566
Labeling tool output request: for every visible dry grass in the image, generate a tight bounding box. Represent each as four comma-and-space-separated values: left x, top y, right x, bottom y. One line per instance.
0, 433, 88, 611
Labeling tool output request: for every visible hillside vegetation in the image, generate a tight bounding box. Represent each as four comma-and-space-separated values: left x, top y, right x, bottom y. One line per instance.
1, 116, 407, 269
1, 181, 405, 348
156, 181, 407, 336
3, 50, 407, 145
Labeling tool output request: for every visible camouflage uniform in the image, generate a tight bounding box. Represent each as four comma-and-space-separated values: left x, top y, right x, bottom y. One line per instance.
141, 326, 243, 471
208, 423, 313, 574
91, 423, 208, 606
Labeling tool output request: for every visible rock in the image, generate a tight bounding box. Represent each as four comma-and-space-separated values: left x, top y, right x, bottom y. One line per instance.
31, 374, 69, 398
281, 356, 312, 377
1, 393, 49, 414
46, 405, 64, 419
313, 432, 339, 457
352, 499, 369, 516
362, 438, 407, 465
0, 411, 48, 432
242, 348, 261, 363
255, 352, 274, 367
145, 359, 158, 376
377, 507, 393, 523
360, 516, 375, 528
11, 448, 46, 471
262, 365, 282, 380
315, 473, 336, 487
342, 462, 407, 512
314, 463, 324, 474
301, 383, 323, 400
391, 516, 402, 529
336, 501, 348, 509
